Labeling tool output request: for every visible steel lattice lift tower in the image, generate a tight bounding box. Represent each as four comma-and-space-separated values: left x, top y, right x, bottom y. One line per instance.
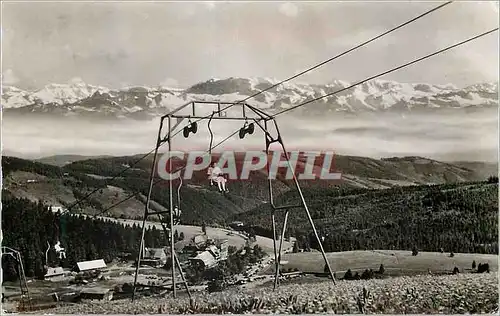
131, 100, 336, 301
1, 246, 32, 311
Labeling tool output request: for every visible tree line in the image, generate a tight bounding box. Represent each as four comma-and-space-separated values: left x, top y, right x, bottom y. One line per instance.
237, 181, 498, 255
2, 196, 166, 281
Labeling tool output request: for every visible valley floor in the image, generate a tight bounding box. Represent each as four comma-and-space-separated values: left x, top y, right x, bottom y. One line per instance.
46, 272, 498, 314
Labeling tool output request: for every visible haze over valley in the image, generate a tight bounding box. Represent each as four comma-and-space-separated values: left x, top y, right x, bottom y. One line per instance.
2, 77, 498, 163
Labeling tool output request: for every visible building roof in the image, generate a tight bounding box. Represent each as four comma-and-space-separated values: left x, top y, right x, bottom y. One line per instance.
193, 235, 208, 246
189, 251, 217, 268
50, 206, 65, 213
80, 287, 111, 295
207, 245, 219, 255
144, 248, 166, 259
45, 267, 64, 277
174, 239, 190, 251
77, 259, 107, 271
215, 239, 229, 247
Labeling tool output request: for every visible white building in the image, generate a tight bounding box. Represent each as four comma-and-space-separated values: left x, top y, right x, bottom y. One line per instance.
44, 267, 66, 281
76, 259, 107, 272
140, 248, 168, 267
50, 206, 65, 213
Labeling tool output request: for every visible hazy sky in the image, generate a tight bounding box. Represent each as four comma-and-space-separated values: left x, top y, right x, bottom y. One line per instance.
1, 1, 499, 90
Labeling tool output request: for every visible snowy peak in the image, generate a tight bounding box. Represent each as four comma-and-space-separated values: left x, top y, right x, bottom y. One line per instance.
183, 77, 498, 113
1, 79, 111, 108
32, 82, 110, 105
2, 77, 498, 119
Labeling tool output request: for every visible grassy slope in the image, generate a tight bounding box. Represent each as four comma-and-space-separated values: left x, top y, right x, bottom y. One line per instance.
36, 154, 113, 167
451, 161, 498, 180
2, 172, 146, 219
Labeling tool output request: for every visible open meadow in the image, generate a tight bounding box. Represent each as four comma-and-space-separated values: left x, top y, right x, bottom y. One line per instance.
269, 250, 498, 276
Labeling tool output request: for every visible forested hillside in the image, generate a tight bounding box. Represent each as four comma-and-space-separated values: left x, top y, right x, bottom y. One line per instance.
236, 180, 499, 254
2, 156, 270, 225
1, 196, 164, 281
3, 153, 495, 227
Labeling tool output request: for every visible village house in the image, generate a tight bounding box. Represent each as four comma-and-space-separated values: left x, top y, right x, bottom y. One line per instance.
182, 234, 209, 253
188, 239, 229, 270
193, 235, 209, 249
189, 250, 217, 269
50, 206, 65, 213
139, 248, 167, 268
79, 287, 113, 301
76, 259, 107, 273
230, 221, 244, 230
44, 267, 66, 281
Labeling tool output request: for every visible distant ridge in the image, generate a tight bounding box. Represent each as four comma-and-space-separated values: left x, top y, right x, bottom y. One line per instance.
36, 154, 113, 167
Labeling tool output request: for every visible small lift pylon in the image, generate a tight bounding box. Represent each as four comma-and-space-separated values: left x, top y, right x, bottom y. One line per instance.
2, 246, 32, 311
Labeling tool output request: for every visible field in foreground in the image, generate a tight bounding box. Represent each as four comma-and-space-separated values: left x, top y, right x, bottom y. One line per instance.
47, 272, 498, 314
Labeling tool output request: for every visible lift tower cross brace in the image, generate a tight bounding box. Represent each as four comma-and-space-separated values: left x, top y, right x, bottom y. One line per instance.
131, 100, 335, 301
2, 246, 32, 311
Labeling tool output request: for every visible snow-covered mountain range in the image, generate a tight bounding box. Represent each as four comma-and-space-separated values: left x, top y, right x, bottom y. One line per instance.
2, 77, 498, 119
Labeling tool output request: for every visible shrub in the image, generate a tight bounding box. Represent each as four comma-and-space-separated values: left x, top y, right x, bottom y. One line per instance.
487, 175, 498, 183
378, 264, 385, 275
472, 260, 476, 270
361, 269, 374, 280
478, 263, 490, 273
163, 259, 173, 271
324, 264, 331, 273
343, 269, 353, 280
452, 267, 460, 274
207, 279, 226, 293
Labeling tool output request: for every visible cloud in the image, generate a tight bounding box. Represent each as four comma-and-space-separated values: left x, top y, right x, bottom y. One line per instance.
490, 1, 499, 13
326, 29, 396, 49
69, 77, 85, 85
279, 2, 299, 17
119, 82, 132, 89
160, 78, 179, 88
205, 1, 216, 11
1, 69, 19, 85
